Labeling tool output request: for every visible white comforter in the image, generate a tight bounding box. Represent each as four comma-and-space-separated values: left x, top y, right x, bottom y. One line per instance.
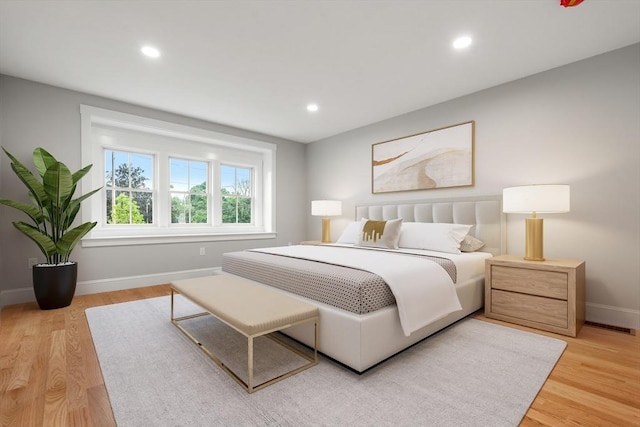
253, 245, 462, 336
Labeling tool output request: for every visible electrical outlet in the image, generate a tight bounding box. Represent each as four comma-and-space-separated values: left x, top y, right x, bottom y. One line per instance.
28, 257, 39, 269
199, 247, 205, 256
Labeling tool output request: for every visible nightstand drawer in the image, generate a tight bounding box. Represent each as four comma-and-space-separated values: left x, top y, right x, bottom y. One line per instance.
491, 289, 568, 328
491, 265, 568, 300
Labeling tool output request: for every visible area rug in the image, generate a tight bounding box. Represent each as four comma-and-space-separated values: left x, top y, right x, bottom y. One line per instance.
86, 295, 566, 427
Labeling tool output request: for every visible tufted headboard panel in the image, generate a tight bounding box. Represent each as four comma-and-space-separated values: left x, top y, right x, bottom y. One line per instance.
355, 196, 505, 256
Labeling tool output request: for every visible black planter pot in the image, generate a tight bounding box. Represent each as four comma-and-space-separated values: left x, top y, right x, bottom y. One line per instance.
32, 262, 78, 310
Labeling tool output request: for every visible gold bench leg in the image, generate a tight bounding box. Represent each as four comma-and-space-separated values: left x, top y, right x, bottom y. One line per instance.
170, 287, 318, 393
248, 336, 254, 393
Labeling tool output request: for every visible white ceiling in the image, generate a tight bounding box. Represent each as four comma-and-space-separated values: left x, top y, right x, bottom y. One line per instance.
1, 1, 639, 143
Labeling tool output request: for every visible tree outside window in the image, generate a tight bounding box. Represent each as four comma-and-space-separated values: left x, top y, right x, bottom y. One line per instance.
221, 165, 252, 224
170, 158, 209, 224
105, 150, 153, 224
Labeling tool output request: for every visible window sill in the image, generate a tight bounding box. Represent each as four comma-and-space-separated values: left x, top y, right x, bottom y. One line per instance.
81, 231, 277, 247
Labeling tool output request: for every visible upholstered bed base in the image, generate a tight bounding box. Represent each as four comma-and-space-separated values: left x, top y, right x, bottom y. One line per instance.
228, 196, 503, 372
227, 273, 485, 372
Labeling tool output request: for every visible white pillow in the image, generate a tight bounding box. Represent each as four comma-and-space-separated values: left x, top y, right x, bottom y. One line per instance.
398, 222, 472, 254
336, 221, 362, 244
356, 218, 403, 249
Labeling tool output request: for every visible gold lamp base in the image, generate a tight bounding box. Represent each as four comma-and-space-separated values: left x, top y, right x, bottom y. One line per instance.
524, 216, 544, 261
321, 217, 331, 243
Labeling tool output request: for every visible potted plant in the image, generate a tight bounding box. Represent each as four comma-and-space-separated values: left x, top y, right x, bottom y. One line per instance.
0, 147, 101, 309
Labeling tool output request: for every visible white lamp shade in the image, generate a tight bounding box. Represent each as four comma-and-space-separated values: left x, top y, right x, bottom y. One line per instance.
311, 200, 342, 216
503, 185, 570, 213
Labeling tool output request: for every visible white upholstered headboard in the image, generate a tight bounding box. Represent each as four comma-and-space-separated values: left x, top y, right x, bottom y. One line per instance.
355, 196, 505, 256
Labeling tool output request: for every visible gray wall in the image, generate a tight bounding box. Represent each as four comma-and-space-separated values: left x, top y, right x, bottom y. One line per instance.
0, 75, 307, 300
307, 44, 640, 329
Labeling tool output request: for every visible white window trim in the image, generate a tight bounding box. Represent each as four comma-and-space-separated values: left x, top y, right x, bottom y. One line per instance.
80, 105, 276, 247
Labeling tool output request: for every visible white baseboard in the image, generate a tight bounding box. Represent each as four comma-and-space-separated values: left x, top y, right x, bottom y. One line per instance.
3, 276, 638, 331
0, 267, 222, 308
586, 302, 640, 330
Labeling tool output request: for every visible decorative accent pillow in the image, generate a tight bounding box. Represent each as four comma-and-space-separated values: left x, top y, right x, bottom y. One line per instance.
460, 235, 485, 252
356, 218, 403, 249
398, 222, 472, 254
336, 221, 362, 244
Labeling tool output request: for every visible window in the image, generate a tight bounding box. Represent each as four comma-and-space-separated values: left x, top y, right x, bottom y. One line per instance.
80, 105, 276, 246
105, 150, 154, 224
221, 165, 252, 224
170, 158, 209, 224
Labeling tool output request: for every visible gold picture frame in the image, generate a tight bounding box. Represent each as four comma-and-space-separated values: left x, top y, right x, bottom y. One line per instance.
372, 121, 475, 194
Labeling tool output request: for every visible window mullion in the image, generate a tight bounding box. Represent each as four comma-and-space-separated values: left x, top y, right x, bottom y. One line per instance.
187, 165, 192, 224
211, 160, 221, 226
157, 154, 168, 227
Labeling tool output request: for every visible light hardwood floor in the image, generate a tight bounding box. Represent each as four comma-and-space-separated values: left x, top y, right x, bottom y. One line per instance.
1, 285, 638, 426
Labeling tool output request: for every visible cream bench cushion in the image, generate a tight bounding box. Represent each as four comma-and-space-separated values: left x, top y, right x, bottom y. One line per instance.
171, 274, 318, 335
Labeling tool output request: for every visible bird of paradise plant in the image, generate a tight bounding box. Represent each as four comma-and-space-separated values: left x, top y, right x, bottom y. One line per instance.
0, 147, 102, 265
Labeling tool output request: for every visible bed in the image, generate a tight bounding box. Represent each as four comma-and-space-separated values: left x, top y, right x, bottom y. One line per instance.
222, 197, 505, 372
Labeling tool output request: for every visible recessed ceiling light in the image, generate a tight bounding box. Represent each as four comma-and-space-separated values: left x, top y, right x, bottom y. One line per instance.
141, 45, 161, 58
452, 36, 472, 49
307, 104, 319, 112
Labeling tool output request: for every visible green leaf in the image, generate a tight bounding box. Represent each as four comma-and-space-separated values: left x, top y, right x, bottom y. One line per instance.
73, 187, 102, 205
13, 221, 57, 259
63, 187, 102, 229
43, 162, 73, 209
62, 201, 81, 230
32, 147, 58, 178
0, 198, 44, 224
72, 164, 93, 185
2, 147, 28, 171
56, 222, 97, 262
9, 162, 49, 208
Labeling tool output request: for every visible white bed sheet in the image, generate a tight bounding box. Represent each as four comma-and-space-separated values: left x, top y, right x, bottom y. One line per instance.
328, 243, 492, 284
252, 244, 489, 336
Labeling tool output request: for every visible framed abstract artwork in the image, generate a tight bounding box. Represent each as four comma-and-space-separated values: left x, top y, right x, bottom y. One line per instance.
372, 121, 474, 194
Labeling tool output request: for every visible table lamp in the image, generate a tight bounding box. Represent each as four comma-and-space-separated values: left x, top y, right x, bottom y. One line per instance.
503, 185, 570, 261
311, 200, 342, 243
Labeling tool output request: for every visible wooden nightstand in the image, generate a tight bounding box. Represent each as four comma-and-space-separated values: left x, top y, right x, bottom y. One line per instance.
485, 255, 585, 337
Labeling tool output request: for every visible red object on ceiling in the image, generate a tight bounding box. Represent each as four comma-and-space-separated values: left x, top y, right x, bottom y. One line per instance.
560, 0, 584, 7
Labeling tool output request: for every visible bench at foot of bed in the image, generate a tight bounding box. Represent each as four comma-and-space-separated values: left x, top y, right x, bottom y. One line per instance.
170, 273, 319, 393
